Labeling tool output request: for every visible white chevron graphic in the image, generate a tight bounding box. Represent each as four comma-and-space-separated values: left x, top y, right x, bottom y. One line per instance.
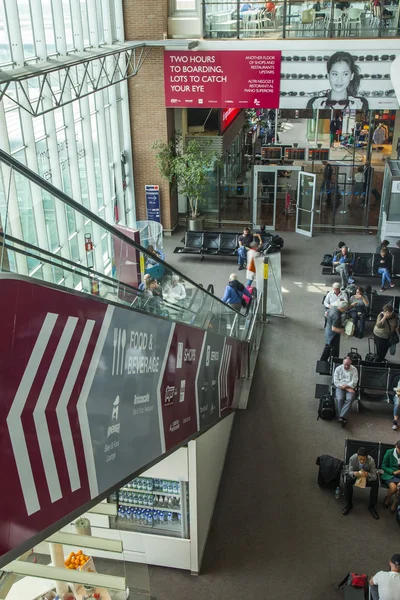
219, 341, 232, 416
156, 324, 175, 454
56, 318, 95, 492
33, 316, 78, 502
7, 313, 58, 515
77, 304, 114, 498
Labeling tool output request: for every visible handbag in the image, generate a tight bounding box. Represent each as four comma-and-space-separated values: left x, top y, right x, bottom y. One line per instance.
354, 476, 366, 488
344, 319, 355, 336
389, 332, 400, 346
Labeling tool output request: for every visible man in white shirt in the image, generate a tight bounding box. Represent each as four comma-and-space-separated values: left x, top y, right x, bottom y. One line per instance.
324, 282, 348, 312
333, 356, 358, 426
369, 553, 400, 600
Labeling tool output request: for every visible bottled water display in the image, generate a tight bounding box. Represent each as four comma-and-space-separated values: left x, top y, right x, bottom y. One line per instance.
117, 477, 184, 530
119, 507, 182, 528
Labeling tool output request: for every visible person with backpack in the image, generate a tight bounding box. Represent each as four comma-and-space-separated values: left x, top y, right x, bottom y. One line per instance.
221, 273, 252, 311
333, 357, 358, 427
342, 446, 379, 519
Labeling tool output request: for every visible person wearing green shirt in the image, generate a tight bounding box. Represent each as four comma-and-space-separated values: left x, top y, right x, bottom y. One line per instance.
381, 441, 400, 513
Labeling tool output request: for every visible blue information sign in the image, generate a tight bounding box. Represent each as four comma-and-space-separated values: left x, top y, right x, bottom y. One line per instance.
145, 185, 161, 223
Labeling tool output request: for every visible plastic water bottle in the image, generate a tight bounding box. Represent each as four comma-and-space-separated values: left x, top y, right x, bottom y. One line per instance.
167, 512, 173, 524
335, 486, 340, 500
163, 480, 168, 493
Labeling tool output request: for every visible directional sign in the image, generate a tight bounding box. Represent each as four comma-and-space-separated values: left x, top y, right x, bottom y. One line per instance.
145, 185, 161, 223
0, 275, 241, 565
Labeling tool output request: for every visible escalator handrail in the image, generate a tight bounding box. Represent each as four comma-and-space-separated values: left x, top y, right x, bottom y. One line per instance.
0, 149, 239, 316
0, 232, 140, 294
2, 240, 200, 319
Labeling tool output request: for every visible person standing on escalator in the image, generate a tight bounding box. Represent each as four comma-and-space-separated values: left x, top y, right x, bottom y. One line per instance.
221, 274, 252, 311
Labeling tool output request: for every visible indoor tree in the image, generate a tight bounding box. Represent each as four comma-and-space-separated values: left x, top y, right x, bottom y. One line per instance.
152, 132, 219, 222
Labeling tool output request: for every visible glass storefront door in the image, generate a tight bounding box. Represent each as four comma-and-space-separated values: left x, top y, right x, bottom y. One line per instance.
296, 172, 316, 237
252, 165, 301, 230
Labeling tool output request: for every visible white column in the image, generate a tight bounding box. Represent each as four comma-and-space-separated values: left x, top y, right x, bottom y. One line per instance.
30, 0, 71, 275
52, 0, 86, 270
49, 543, 69, 597
115, 0, 136, 226
101, 0, 125, 225
87, 0, 113, 226
4, 0, 55, 280
114, 0, 125, 41
0, 104, 28, 275
71, 0, 105, 272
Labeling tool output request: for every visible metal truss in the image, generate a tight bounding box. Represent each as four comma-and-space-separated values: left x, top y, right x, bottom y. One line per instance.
0, 40, 197, 117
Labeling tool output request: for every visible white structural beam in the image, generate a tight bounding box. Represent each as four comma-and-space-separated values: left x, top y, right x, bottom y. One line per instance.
87, 503, 117, 516
1, 561, 126, 591
0, 40, 198, 117
46, 532, 123, 553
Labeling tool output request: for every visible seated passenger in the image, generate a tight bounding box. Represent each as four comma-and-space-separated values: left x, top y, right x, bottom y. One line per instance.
324, 282, 348, 312
375, 239, 390, 254
369, 554, 400, 600
333, 245, 352, 290
393, 386, 400, 432
348, 286, 369, 339
333, 356, 358, 427
221, 273, 252, 311
381, 441, 400, 513
377, 247, 395, 291
342, 446, 379, 519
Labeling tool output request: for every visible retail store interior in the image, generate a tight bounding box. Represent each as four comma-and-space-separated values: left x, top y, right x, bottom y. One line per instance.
186, 107, 397, 231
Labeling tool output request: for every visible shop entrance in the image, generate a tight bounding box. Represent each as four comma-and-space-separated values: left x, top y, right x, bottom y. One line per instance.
252, 165, 302, 230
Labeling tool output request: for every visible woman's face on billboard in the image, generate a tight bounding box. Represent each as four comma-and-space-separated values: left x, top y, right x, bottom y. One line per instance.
328, 61, 354, 97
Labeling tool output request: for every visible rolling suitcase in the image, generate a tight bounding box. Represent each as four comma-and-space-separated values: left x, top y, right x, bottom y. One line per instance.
347, 347, 361, 363
365, 338, 380, 363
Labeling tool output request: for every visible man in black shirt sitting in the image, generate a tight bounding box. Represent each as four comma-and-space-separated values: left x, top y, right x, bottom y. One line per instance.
237, 227, 262, 270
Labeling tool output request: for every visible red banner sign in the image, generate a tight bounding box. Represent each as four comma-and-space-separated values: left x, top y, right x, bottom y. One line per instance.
164, 51, 281, 108
220, 108, 241, 133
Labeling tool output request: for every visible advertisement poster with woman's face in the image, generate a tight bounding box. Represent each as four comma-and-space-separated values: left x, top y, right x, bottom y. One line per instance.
279, 48, 399, 111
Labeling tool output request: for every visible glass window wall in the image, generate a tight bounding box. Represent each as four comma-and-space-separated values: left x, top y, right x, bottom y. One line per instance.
0, 0, 135, 287
203, 0, 400, 37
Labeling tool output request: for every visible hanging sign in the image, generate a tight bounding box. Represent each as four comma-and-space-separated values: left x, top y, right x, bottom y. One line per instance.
145, 185, 161, 223
164, 51, 281, 108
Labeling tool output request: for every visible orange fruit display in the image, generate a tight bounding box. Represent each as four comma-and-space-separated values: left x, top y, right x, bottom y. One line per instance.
64, 550, 89, 570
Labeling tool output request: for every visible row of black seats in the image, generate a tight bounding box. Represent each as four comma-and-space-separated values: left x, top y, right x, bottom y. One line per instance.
315, 357, 400, 410
173, 231, 282, 260
322, 251, 400, 278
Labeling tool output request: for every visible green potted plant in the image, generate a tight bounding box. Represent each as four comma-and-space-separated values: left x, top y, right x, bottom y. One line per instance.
153, 132, 219, 231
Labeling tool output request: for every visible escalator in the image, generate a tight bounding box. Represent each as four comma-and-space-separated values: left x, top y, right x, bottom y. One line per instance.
0, 149, 262, 567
